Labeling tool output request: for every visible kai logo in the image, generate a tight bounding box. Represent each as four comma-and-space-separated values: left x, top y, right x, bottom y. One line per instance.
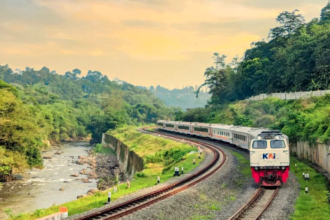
263, 153, 276, 159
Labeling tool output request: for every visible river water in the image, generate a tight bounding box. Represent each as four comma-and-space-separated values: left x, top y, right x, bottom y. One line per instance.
0, 142, 97, 219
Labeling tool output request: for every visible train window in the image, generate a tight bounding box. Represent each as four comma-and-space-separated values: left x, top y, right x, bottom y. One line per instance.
178, 125, 189, 130
166, 124, 174, 128
194, 127, 208, 132
270, 140, 286, 148
157, 123, 163, 126
252, 140, 267, 149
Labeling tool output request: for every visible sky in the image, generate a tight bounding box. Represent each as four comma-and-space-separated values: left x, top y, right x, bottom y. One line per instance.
0, 0, 328, 89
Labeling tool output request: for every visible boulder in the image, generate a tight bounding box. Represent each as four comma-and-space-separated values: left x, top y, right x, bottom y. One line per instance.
43, 155, 52, 159
81, 178, 90, 183
79, 169, 86, 175
59, 187, 64, 191
88, 171, 97, 179
87, 188, 98, 195
54, 151, 62, 155
78, 156, 85, 159
70, 173, 79, 177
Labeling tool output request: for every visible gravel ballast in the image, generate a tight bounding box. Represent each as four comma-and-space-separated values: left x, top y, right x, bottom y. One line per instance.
260, 172, 299, 220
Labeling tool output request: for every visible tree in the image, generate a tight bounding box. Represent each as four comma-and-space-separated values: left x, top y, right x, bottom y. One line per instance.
269, 10, 305, 38
320, 2, 330, 24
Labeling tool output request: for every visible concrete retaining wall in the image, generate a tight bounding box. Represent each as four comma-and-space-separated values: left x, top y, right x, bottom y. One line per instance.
102, 133, 144, 178
291, 141, 330, 174
246, 90, 330, 101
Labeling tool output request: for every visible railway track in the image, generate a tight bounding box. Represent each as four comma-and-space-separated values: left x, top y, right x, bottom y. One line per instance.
228, 187, 279, 220
74, 129, 226, 220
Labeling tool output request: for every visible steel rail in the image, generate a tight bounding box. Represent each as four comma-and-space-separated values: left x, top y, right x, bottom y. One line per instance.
227, 187, 279, 220
75, 128, 226, 220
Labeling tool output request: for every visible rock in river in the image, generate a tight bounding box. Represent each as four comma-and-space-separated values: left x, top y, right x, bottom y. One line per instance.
87, 189, 98, 195
59, 187, 64, 191
70, 173, 79, 177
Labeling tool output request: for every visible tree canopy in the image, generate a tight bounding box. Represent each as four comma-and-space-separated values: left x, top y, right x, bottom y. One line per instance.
196, 3, 330, 106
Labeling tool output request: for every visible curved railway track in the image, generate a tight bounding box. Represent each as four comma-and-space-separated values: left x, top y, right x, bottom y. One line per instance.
75, 129, 226, 220
228, 187, 279, 220
156, 130, 280, 220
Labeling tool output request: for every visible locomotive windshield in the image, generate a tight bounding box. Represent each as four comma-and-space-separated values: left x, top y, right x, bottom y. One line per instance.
252, 140, 267, 149
270, 140, 286, 148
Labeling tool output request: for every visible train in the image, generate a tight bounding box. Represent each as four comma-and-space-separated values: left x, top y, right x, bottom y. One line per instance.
156, 120, 290, 187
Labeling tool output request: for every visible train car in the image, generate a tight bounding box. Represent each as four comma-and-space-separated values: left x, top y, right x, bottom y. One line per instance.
176, 121, 192, 135
249, 131, 290, 187
155, 120, 290, 187
191, 123, 211, 137
231, 126, 252, 150
157, 120, 166, 130
163, 121, 176, 132
210, 124, 233, 144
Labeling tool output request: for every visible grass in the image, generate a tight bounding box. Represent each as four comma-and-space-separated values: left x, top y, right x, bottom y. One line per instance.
228, 150, 251, 188
92, 143, 116, 155
108, 125, 199, 176
290, 157, 330, 220
228, 150, 251, 177
7, 126, 204, 220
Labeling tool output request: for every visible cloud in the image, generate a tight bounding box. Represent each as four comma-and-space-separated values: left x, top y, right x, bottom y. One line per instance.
0, 0, 328, 88
230, 0, 326, 10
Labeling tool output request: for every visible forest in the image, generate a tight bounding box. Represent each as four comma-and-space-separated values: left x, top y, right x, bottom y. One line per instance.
196, 3, 330, 106
0, 66, 174, 179
178, 3, 330, 145
149, 85, 210, 110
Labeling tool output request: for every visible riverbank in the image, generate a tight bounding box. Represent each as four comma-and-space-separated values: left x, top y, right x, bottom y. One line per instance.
5, 126, 204, 220
0, 142, 98, 220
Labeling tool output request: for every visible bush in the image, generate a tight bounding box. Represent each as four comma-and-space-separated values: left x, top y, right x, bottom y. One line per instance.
136, 172, 146, 178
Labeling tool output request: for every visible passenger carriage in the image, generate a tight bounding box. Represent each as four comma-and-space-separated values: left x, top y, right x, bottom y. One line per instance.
176, 121, 192, 135
163, 121, 176, 132
210, 124, 233, 144
157, 120, 166, 130
191, 123, 211, 137
231, 126, 251, 150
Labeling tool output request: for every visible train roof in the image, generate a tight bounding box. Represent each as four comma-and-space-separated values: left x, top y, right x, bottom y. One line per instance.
176, 121, 192, 125
191, 122, 212, 127
249, 128, 269, 137
211, 124, 234, 130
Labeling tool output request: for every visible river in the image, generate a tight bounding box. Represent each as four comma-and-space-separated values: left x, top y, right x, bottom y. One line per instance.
0, 142, 97, 219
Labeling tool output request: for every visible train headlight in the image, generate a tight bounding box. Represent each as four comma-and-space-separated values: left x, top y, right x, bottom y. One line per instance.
255, 167, 259, 171
282, 166, 286, 170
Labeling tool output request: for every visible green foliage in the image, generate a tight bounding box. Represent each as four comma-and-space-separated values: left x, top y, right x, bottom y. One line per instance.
93, 144, 116, 155
179, 95, 330, 144
135, 172, 146, 178
196, 3, 330, 105
290, 157, 330, 220
150, 85, 210, 111
0, 65, 174, 178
